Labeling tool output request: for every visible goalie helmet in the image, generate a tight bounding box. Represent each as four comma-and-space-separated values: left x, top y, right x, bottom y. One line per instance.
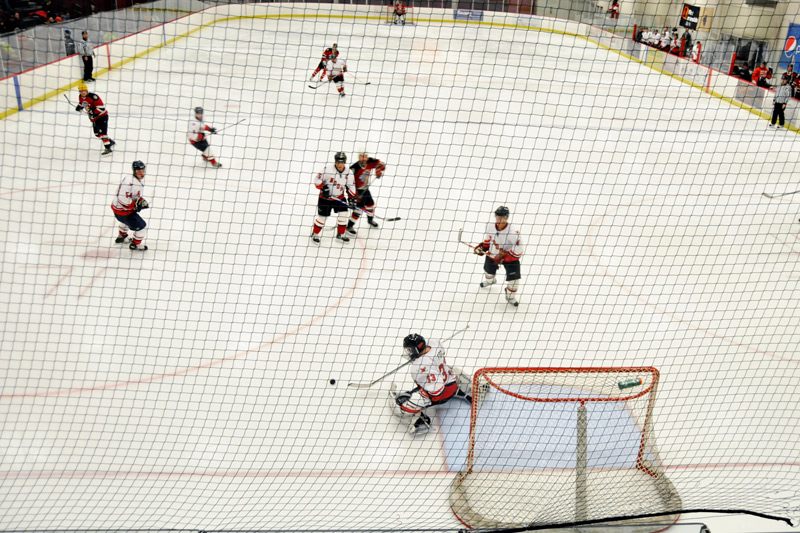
495, 206, 510, 218
334, 151, 347, 164
402, 333, 427, 360
132, 160, 146, 172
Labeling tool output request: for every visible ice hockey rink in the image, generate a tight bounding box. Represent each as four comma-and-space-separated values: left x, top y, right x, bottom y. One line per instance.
1, 10, 800, 533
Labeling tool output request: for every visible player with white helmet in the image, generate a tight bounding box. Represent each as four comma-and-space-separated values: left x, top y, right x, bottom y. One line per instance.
111, 160, 149, 251
310, 151, 357, 245
187, 107, 222, 168
325, 55, 348, 98
389, 333, 472, 436
473, 206, 523, 306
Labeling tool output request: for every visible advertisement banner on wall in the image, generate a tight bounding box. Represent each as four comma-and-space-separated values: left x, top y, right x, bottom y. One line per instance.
779, 23, 800, 70
698, 7, 713, 31
679, 4, 699, 30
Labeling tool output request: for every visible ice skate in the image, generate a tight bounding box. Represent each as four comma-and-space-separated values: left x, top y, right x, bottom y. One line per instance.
310, 234, 321, 245
480, 276, 497, 288
211, 161, 222, 168
336, 233, 350, 243
367, 218, 379, 228
346, 221, 357, 236
114, 234, 128, 244
505, 287, 519, 307
408, 412, 431, 436
102, 147, 113, 155
129, 243, 148, 251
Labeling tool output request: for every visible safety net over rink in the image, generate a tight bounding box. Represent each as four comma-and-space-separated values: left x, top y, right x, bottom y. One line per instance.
1, 2, 800, 532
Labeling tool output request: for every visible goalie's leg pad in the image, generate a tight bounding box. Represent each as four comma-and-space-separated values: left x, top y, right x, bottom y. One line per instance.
451, 366, 473, 398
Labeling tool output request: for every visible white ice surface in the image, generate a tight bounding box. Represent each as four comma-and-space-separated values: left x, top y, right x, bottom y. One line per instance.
1, 15, 799, 533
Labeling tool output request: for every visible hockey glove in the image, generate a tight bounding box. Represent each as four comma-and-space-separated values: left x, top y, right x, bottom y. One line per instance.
493, 251, 508, 264
320, 184, 331, 198
75, 104, 83, 112
473, 245, 486, 256
135, 198, 149, 212
347, 197, 358, 210
209, 127, 217, 134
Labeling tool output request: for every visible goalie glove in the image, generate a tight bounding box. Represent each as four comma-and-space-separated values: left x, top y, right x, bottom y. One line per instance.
473, 244, 486, 256
135, 197, 149, 212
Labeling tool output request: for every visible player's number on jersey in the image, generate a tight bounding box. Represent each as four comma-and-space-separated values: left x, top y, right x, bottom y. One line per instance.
427, 364, 449, 383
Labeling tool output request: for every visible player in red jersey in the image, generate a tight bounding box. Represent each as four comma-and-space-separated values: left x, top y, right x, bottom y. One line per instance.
392, 2, 407, 24
346, 149, 386, 235
310, 43, 339, 81
76, 82, 115, 155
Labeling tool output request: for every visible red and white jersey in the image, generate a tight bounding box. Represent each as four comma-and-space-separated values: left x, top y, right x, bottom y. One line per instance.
349, 158, 386, 191
325, 59, 347, 78
408, 340, 457, 397
314, 164, 356, 200
111, 175, 144, 216
188, 118, 211, 144
322, 47, 339, 61
481, 222, 523, 262
394, 2, 406, 15
78, 92, 108, 123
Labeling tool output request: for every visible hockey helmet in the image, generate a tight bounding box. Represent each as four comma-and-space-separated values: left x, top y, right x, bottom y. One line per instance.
402, 333, 427, 360
132, 160, 146, 172
332, 43, 338, 48
494, 206, 510, 218
78, 82, 88, 92
334, 151, 347, 164
194, 106, 203, 116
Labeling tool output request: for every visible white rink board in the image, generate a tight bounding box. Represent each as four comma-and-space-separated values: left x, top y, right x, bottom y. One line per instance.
1, 14, 799, 533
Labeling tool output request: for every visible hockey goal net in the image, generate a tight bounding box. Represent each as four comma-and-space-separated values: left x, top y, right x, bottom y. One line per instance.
383, 5, 414, 24
450, 367, 682, 530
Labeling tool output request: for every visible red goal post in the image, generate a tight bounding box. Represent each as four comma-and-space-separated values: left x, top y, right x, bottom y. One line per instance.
383, 5, 414, 24
450, 367, 682, 530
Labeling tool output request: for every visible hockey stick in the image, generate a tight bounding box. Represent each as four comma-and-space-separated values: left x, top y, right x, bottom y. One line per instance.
457, 228, 478, 249
308, 79, 329, 90
762, 189, 800, 199
333, 198, 401, 222
65, 94, 85, 113
347, 325, 471, 389
349, 72, 372, 86
216, 119, 246, 133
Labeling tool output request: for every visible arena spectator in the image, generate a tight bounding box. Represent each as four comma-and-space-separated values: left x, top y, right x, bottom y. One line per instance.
649, 30, 660, 47
781, 64, 798, 97
64, 29, 75, 55
682, 29, 692, 57
669, 34, 681, 55
753, 62, 771, 88
659, 31, 671, 51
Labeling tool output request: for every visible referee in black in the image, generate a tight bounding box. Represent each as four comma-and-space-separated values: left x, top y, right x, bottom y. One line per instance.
770, 76, 793, 129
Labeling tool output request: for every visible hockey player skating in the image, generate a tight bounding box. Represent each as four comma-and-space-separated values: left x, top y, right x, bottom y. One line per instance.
310, 43, 339, 81
392, 1, 407, 24
473, 206, 523, 306
326, 56, 348, 98
76, 82, 115, 155
390, 334, 473, 436
311, 152, 356, 245
111, 160, 150, 251
347, 149, 386, 235
187, 107, 222, 168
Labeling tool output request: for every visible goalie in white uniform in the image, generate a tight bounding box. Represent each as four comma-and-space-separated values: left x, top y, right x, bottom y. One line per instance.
389, 334, 473, 436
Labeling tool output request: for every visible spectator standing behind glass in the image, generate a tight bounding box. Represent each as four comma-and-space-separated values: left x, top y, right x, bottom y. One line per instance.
753, 62, 771, 88
64, 29, 75, 56
76, 30, 96, 82
609, 0, 620, 19
769, 77, 792, 129
782, 64, 798, 98
682, 30, 692, 57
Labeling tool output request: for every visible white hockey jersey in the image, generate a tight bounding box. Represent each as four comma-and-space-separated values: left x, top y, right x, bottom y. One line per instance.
187, 119, 210, 143
325, 59, 347, 78
314, 164, 356, 200
481, 222, 523, 262
408, 339, 458, 398
111, 175, 144, 216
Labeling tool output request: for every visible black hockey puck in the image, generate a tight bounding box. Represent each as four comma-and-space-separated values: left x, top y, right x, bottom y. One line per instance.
329, 379, 336, 385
